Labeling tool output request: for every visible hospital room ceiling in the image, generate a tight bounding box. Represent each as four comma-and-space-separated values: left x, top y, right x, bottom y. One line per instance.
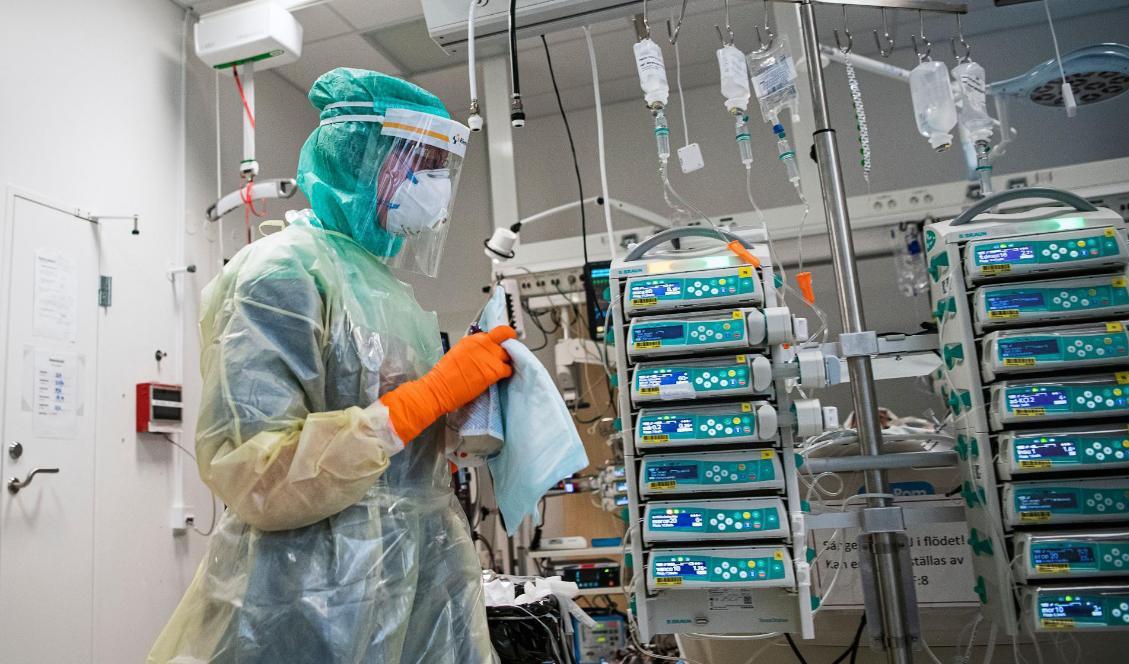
185, 0, 1123, 120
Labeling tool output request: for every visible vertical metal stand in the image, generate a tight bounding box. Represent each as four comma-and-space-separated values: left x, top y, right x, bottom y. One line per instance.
794, 1, 917, 661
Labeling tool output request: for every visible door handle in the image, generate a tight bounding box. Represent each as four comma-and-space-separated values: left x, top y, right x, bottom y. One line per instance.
7, 468, 60, 494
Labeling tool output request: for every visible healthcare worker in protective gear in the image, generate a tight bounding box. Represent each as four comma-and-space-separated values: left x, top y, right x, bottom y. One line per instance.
149, 68, 509, 663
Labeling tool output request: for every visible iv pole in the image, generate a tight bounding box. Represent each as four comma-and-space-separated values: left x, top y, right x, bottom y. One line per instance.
787, 2, 968, 663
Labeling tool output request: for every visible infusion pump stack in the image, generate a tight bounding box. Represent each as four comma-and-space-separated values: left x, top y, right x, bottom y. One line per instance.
610, 227, 837, 641
927, 188, 1129, 636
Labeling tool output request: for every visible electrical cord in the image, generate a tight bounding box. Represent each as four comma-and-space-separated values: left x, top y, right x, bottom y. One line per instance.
162, 433, 218, 537
783, 633, 809, 664
507, 0, 524, 125
541, 34, 589, 266
830, 613, 867, 664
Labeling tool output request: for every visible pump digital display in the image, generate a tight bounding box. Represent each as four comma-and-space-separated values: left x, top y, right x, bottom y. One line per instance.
650, 510, 705, 530
653, 558, 709, 578
1033, 545, 1096, 565
634, 325, 685, 342
631, 281, 682, 299
641, 418, 695, 435
988, 292, 1046, 310
637, 370, 690, 389
1007, 390, 1069, 409
978, 245, 1036, 264
1017, 490, 1078, 511
1000, 339, 1061, 358
1016, 440, 1078, 460
646, 465, 698, 482
1040, 598, 1103, 619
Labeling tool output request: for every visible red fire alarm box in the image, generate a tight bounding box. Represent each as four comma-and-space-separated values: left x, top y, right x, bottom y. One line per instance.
136, 383, 183, 433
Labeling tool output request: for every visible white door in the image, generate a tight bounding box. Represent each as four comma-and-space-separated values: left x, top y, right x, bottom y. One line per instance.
0, 196, 100, 663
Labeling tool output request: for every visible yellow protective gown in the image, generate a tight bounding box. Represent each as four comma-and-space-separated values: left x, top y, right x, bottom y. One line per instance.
148, 211, 494, 663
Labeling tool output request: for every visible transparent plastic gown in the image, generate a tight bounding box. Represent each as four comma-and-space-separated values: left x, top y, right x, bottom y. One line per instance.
148, 212, 495, 663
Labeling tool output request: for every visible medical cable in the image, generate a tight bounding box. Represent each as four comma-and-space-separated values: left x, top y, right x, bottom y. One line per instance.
918, 635, 945, 664
673, 37, 691, 149
783, 633, 809, 664
507, 0, 525, 126
466, 0, 483, 130
162, 433, 218, 537
1041, 0, 1076, 117
583, 26, 618, 260
542, 34, 589, 266
829, 613, 866, 664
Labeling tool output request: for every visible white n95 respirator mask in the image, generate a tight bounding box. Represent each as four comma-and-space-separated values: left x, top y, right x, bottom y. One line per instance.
385, 169, 452, 235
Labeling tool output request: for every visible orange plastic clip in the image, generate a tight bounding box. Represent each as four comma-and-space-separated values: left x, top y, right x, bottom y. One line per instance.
796, 272, 816, 305
726, 240, 761, 268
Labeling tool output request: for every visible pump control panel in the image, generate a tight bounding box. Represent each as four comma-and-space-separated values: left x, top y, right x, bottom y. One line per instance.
639, 451, 783, 497
634, 402, 777, 451
624, 266, 763, 316
964, 227, 1128, 284
643, 498, 787, 543
982, 321, 1129, 382
997, 427, 1129, 479
647, 546, 793, 590
627, 308, 791, 359
631, 355, 772, 404
973, 270, 1129, 332
1022, 584, 1129, 631
1002, 477, 1129, 528
1015, 531, 1129, 581
989, 373, 1129, 429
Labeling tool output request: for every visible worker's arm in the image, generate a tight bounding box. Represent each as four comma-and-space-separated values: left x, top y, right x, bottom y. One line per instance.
195, 272, 408, 531
195, 270, 515, 532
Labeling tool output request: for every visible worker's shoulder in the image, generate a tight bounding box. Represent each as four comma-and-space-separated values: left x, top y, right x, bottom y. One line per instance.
236, 224, 325, 273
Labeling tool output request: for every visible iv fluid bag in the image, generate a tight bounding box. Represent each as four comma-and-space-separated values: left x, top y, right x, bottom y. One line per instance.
717, 45, 751, 112
635, 38, 670, 107
952, 60, 994, 144
909, 60, 958, 151
890, 224, 929, 297
748, 37, 799, 124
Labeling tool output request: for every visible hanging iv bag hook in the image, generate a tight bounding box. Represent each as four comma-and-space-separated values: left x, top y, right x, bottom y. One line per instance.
667, 0, 688, 44
715, 0, 735, 46
635, 0, 652, 39
911, 10, 932, 61
951, 13, 972, 63
750, 0, 775, 54
833, 5, 852, 54
873, 7, 895, 57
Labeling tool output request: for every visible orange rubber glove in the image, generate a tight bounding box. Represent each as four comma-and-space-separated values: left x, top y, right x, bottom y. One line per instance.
380, 325, 517, 443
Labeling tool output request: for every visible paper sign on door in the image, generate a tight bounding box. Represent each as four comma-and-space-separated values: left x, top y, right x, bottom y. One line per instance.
33, 250, 77, 342
33, 350, 79, 439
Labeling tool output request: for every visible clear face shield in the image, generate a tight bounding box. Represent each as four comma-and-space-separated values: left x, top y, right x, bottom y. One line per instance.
345, 108, 470, 277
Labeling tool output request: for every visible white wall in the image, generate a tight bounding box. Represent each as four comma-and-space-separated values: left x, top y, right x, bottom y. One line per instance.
0, 1, 313, 661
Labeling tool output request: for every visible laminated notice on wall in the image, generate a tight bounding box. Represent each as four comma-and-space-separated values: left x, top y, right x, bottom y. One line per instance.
33, 250, 77, 342
811, 497, 979, 608
33, 349, 79, 439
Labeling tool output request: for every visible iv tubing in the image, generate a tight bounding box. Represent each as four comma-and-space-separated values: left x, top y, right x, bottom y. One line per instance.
673, 39, 690, 147
584, 26, 618, 261
467, 0, 477, 105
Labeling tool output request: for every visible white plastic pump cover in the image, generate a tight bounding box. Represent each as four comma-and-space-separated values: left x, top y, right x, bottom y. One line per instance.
717, 45, 751, 112
634, 38, 670, 107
